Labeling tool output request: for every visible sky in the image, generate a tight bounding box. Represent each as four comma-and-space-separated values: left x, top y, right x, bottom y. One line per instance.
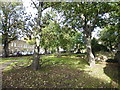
22, 0, 37, 18
92, 27, 102, 39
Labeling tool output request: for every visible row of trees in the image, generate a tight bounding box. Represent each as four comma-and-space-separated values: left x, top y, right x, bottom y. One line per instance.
0, 1, 119, 70
41, 11, 84, 54
99, 25, 120, 51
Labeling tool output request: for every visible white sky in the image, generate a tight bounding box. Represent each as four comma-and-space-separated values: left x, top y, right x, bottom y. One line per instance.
22, 0, 37, 18
92, 27, 102, 39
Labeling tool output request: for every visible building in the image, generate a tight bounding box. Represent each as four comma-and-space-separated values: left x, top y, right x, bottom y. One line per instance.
0, 40, 34, 56
9, 40, 35, 55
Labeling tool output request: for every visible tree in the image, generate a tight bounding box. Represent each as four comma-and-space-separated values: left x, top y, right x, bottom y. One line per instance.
26, 1, 43, 70
40, 10, 61, 54
91, 38, 108, 56
0, 2, 23, 57
73, 32, 85, 53
41, 20, 61, 54
99, 2, 120, 52
60, 25, 76, 53
23, 1, 60, 70
56, 2, 115, 66
106, 2, 120, 63
99, 25, 119, 51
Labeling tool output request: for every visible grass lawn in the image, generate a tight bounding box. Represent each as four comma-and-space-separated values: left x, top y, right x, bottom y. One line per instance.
0, 56, 31, 64
2, 53, 120, 88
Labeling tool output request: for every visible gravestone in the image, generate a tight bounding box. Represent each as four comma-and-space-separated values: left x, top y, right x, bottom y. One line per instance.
114, 43, 120, 63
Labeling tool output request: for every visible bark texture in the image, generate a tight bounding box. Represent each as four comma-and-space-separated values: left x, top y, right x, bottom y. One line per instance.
30, 2, 43, 70
3, 42, 9, 57
84, 24, 95, 67
86, 36, 95, 67
44, 48, 47, 55
30, 45, 41, 70
30, 35, 42, 70
2, 34, 9, 57
57, 47, 61, 57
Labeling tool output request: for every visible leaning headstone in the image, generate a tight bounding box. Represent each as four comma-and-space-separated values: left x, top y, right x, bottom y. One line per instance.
118, 43, 120, 51
114, 43, 120, 63
114, 51, 120, 63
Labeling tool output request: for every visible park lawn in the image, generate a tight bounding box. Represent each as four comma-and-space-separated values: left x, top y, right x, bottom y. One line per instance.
2, 54, 119, 88
0, 56, 31, 64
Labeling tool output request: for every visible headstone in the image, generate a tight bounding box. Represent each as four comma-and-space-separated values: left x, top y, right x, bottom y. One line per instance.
114, 43, 120, 63
118, 43, 120, 51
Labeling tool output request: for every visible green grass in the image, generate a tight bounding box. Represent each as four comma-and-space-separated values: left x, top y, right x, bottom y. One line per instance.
2, 56, 32, 71
2, 53, 119, 88
0, 56, 31, 64
40, 53, 88, 70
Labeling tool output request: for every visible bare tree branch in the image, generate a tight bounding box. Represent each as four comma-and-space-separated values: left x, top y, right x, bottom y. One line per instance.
31, 0, 38, 9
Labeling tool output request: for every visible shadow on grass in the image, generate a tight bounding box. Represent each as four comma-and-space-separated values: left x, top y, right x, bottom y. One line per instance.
41, 57, 89, 71
2, 54, 119, 88
2, 62, 117, 88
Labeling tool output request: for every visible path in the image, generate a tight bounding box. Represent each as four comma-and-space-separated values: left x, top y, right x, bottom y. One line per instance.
0, 59, 23, 89
0, 59, 23, 71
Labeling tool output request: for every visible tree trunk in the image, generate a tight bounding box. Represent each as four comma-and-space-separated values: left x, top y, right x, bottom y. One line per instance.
56, 46, 61, 57
77, 49, 81, 54
57, 46, 59, 53
44, 47, 47, 55
2, 34, 9, 57
82, 13, 97, 67
30, 45, 41, 70
86, 36, 95, 67
84, 26, 95, 67
3, 43, 9, 57
30, 2, 43, 70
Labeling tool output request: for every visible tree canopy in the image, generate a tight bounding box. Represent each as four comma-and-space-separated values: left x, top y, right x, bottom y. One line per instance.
0, 2, 24, 57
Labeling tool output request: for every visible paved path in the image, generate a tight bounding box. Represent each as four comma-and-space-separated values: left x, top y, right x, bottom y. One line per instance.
0, 59, 23, 71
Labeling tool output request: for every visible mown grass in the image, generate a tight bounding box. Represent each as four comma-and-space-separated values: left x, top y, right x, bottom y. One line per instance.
0, 56, 31, 64
2, 53, 119, 88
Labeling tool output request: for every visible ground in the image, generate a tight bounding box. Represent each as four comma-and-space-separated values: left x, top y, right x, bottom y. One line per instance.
1, 53, 120, 88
